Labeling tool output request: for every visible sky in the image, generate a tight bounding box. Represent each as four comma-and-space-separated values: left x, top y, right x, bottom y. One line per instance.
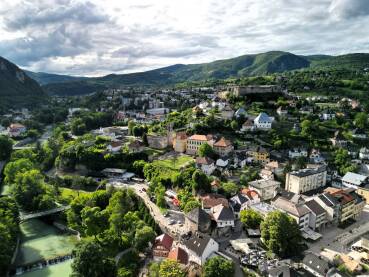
0, 0, 369, 76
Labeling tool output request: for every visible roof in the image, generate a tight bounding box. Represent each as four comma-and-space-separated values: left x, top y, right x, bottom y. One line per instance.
154, 233, 173, 251
9, 123, 25, 129
305, 200, 326, 215
249, 179, 280, 190
326, 189, 354, 205
318, 193, 339, 207
168, 246, 188, 264
176, 132, 187, 140
188, 134, 208, 141
211, 204, 234, 221
289, 165, 326, 178
201, 194, 229, 209
186, 207, 211, 225
302, 253, 330, 276
128, 140, 144, 148
254, 112, 272, 123
196, 156, 214, 165
272, 197, 310, 217
102, 168, 126, 174
214, 137, 232, 147
243, 119, 254, 127
183, 233, 213, 257
342, 172, 367, 186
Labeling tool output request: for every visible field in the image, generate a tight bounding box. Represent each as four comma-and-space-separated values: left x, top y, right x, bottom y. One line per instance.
153, 155, 193, 170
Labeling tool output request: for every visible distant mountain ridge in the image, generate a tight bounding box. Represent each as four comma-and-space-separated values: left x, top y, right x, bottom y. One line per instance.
24, 70, 86, 86
0, 56, 47, 110
15, 51, 369, 96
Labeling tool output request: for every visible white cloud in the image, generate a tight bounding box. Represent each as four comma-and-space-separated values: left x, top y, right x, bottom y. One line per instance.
0, 0, 368, 76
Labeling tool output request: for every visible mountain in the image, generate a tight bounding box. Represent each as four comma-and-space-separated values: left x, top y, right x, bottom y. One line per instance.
24, 70, 86, 85
0, 57, 48, 110
44, 51, 311, 95
40, 51, 369, 96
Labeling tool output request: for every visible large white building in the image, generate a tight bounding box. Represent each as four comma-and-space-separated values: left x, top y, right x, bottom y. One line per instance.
186, 134, 214, 155
253, 112, 272, 129
248, 179, 280, 201
182, 233, 219, 266
285, 165, 327, 194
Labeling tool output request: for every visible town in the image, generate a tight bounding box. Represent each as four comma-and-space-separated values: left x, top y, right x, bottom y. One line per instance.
2, 74, 369, 277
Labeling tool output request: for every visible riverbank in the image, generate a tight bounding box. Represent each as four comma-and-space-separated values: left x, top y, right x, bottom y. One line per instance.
18, 259, 73, 277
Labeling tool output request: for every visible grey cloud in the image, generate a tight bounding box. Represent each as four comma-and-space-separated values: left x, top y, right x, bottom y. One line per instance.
329, 0, 369, 19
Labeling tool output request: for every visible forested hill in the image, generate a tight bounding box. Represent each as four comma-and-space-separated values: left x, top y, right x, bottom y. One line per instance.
0, 56, 48, 110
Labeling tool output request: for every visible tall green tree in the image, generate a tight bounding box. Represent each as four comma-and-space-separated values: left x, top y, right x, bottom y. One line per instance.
240, 209, 263, 229
354, 112, 367, 129
0, 135, 12, 160
203, 256, 234, 277
198, 143, 215, 158
158, 260, 186, 277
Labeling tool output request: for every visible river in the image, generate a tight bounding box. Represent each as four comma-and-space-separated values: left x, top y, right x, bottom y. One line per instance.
14, 219, 77, 277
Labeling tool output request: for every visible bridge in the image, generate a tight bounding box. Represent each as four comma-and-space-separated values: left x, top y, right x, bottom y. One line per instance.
20, 205, 70, 221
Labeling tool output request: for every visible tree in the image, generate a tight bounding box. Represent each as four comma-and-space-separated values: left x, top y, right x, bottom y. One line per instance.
221, 182, 239, 198
71, 240, 117, 277
261, 211, 302, 258
230, 120, 239, 130
0, 135, 12, 160
183, 200, 201, 213
198, 143, 215, 158
4, 158, 33, 184
354, 112, 367, 129
158, 260, 186, 277
81, 206, 109, 239
203, 256, 234, 277
134, 225, 156, 251
192, 170, 210, 193
240, 209, 263, 229
132, 160, 147, 177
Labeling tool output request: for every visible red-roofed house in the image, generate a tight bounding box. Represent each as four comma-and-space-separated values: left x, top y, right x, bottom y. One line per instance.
153, 233, 174, 260
167, 246, 188, 265
213, 137, 234, 157
186, 134, 215, 155
7, 123, 26, 137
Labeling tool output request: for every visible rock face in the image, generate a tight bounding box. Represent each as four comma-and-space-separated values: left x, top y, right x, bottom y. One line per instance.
0, 56, 47, 110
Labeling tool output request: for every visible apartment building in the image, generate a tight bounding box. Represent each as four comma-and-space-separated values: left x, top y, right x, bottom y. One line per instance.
248, 179, 280, 201
186, 134, 214, 155
286, 165, 327, 194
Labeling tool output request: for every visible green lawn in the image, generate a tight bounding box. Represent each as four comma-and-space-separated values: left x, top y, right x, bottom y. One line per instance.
153, 155, 193, 170
59, 188, 91, 203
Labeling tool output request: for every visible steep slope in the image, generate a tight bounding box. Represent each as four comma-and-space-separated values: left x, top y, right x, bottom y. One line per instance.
0, 57, 48, 110
24, 70, 86, 85
309, 53, 369, 70
44, 51, 311, 95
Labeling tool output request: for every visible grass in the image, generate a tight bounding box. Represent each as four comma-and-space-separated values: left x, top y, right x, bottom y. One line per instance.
59, 188, 91, 204
153, 155, 193, 170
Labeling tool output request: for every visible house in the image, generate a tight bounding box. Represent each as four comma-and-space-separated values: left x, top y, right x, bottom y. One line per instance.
7, 123, 26, 137
173, 132, 187, 153
324, 188, 359, 223
259, 168, 274, 180
302, 253, 330, 277
254, 112, 272, 129
230, 193, 260, 219
313, 193, 340, 225
249, 146, 270, 163
285, 165, 327, 194
276, 106, 288, 117
101, 168, 126, 178
127, 140, 145, 153
182, 233, 219, 266
196, 157, 216, 176
241, 119, 254, 132
210, 179, 221, 193
221, 106, 235, 120
267, 265, 291, 277
359, 147, 369, 160
147, 135, 168, 149
248, 179, 280, 201
271, 196, 310, 230
330, 131, 348, 147
200, 194, 229, 213
320, 110, 336, 121
213, 137, 234, 157
264, 161, 284, 177
345, 188, 366, 220
342, 172, 368, 189
288, 148, 308, 159
216, 157, 229, 168
304, 199, 327, 231
107, 141, 123, 153
167, 246, 188, 265
310, 149, 325, 164
185, 207, 211, 233
300, 106, 314, 115
352, 128, 367, 139
186, 134, 214, 155
235, 108, 247, 118
153, 233, 174, 260
211, 204, 235, 228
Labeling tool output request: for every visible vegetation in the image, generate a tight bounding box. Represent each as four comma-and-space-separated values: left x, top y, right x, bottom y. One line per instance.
203, 256, 235, 277
0, 135, 12, 160
240, 209, 263, 229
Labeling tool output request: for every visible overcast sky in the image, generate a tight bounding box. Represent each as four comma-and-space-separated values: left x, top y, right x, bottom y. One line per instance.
1, 0, 369, 76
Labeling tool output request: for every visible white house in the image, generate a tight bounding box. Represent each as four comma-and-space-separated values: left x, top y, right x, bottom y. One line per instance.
196, 157, 216, 176
235, 108, 247, 118
320, 110, 336, 121
276, 106, 288, 117
288, 148, 308, 159
216, 158, 229, 168
211, 204, 235, 228
182, 233, 219, 266
342, 172, 368, 189
254, 112, 272, 129
359, 147, 369, 160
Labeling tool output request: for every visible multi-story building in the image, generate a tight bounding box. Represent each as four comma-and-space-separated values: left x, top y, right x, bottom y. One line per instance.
254, 112, 273, 129
285, 165, 327, 194
304, 199, 327, 231
248, 179, 280, 201
313, 193, 340, 225
248, 146, 270, 163
186, 134, 214, 155
213, 137, 234, 157
147, 135, 168, 149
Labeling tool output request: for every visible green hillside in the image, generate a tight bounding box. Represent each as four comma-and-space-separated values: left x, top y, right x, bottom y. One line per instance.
0, 57, 48, 110
24, 70, 86, 85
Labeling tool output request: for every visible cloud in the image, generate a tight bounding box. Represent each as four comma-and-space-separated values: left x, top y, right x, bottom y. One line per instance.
0, 0, 369, 76
329, 0, 369, 19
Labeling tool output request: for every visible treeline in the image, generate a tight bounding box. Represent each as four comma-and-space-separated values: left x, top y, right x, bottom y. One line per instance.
71, 111, 114, 136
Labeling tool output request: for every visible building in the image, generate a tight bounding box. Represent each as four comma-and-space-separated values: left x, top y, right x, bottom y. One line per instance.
304, 199, 327, 231
248, 179, 280, 201
213, 137, 234, 157
230, 193, 260, 219
325, 188, 358, 223
310, 149, 325, 164
152, 233, 174, 260
342, 172, 368, 189
186, 134, 214, 155
241, 119, 254, 132
235, 108, 247, 118
320, 110, 336, 121
249, 146, 270, 163
210, 204, 235, 228
185, 207, 211, 233
107, 141, 123, 153
276, 106, 288, 117
127, 140, 145, 153
221, 106, 234, 120
330, 131, 348, 147
173, 132, 187, 153
271, 196, 310, 230
196, 156, 216, 176
313, 193, 340, 225
254, 112, 272, 129
288, 148, 308, 159
167, 246, 188, 265
285, 165, 327, 194
200, 194, 229, 212
302, 253, 330, 277
7, 123, 26, 137
228, 85, 281, 97
147, 135, 168, 149
182, 233, 219, 266
359, 147, 369, 160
